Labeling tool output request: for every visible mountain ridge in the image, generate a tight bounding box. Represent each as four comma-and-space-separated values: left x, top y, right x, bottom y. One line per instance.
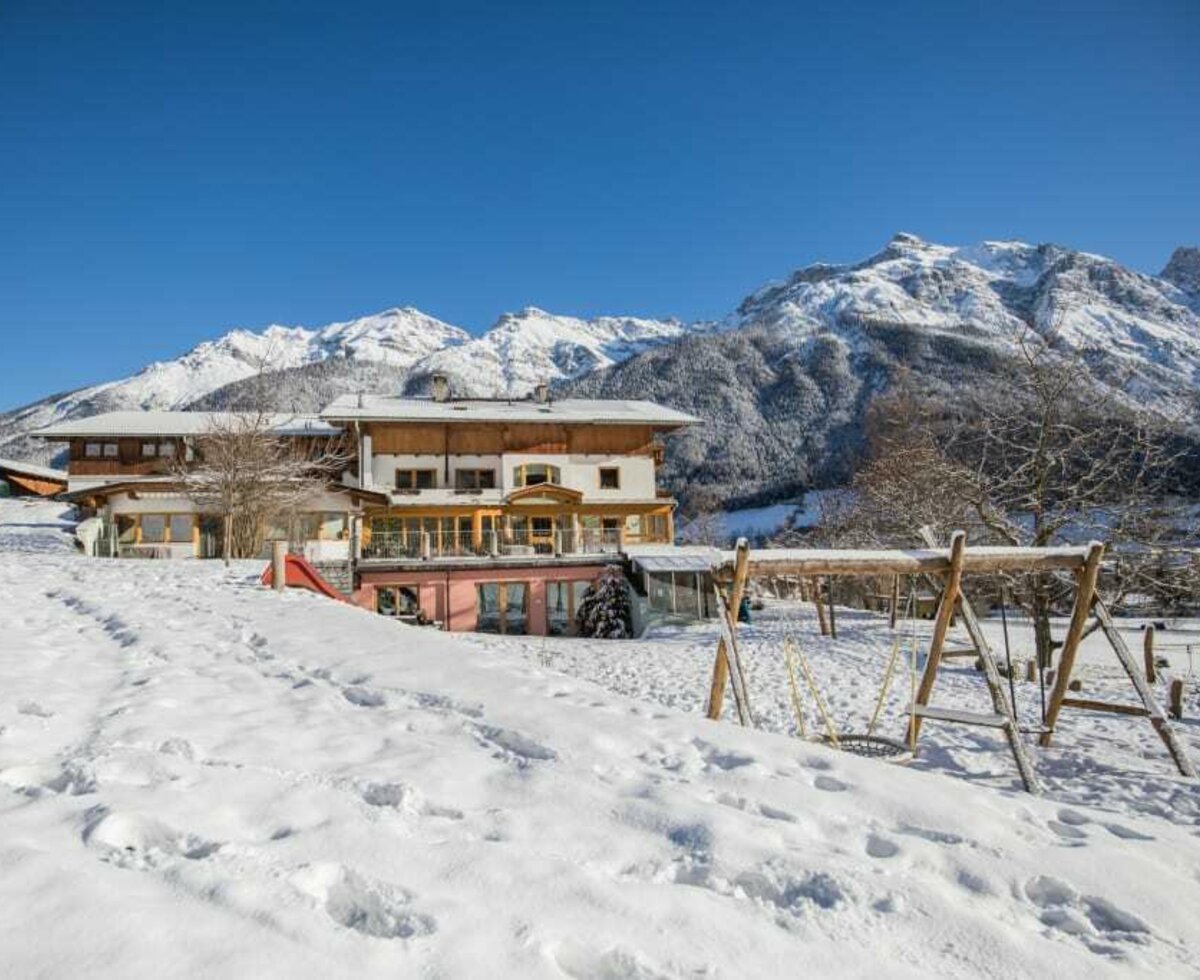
4, 234, 1197, 507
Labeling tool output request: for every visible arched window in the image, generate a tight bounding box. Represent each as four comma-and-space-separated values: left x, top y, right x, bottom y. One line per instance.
512, 463, 561, 487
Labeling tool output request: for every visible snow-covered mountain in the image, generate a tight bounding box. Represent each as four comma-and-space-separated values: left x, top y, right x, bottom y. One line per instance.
564, 233, 1200, 508
729, 233, 1200, 408
4, 233, 1198, 496
0, 308, 469, 463
406, 308, 702, 397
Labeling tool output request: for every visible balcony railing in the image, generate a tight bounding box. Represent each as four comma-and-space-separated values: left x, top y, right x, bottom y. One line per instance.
361, 527, 625, 561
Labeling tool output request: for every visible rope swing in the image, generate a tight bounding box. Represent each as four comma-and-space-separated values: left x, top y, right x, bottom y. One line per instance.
783, 577, 920, 759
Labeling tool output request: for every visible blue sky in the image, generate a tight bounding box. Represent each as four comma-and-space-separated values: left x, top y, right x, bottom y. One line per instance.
1, 0, 1197, 409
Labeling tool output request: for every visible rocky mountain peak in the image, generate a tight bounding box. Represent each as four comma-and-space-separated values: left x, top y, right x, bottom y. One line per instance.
1161, 246, 1200, 295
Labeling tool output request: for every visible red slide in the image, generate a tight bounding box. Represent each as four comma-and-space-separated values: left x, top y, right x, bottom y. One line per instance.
260, 554, 349, 602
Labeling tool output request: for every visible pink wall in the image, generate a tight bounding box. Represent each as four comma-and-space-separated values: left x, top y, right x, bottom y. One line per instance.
356, 563, 608, 635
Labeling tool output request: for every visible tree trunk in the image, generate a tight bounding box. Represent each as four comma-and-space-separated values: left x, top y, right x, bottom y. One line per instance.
223, 513, 232, 567
1032, 573, 1054, 669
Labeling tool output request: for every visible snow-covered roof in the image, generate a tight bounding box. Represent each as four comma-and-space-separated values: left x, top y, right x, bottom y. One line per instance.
631, 553, 715, 573
34, 411, 341, 439
321, 395, 699, 427
0, 457, 68, 481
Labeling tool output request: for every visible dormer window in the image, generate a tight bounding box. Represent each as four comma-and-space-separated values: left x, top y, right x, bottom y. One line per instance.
513, 463, 560, 487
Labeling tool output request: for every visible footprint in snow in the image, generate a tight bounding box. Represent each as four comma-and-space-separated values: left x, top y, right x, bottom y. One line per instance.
81, 807, 221, 868
865, 833, 899, 859
343, 686, 386, 708
472, 724, 556, 765
1025, 875, 1151, 953
813, 774, 849, 793
290, 863, 436, 940
1103, 823, 1155, 841
16, 700, 53, 718
1047, 820, 1088, 842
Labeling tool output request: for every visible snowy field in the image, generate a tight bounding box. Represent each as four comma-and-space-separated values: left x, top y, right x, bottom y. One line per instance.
3, 498, 1200, 977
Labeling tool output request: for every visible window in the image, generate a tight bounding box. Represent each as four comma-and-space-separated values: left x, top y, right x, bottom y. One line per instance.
85, 443, 102, 458
158, 442, 176, 457
396, 468, 436, 490
547, 580, 592, 636
376, 586, 420, 618
476, 582, 528, 634
599, 467, 620, 490
169, 515, 193, 542
454, 468, 496, 490
102, 443, 118, 458
116, 515, 137, 544
140, 515, 166, 543
142, 443, 157, 457
512, 463, 560, 487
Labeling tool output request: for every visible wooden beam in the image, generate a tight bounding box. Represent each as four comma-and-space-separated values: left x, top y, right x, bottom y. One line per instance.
714, 545, 1091, 580
911, 530, 967, 742
1090, 597, 1196, 777
1040, 542, 1105, 747
706, 538, 750, 721
1143, 625, 1156, 685
915, 525, 1041, 794
1060, 697, 1149, 717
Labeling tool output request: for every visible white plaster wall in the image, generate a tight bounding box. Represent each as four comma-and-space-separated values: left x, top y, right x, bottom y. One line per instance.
304, 539, 350, 562
368, 452, 658, 500
502, 453, 656, 500
371, 453, 503, 490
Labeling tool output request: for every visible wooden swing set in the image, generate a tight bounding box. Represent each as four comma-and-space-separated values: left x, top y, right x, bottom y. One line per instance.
705, 530, 1197, 795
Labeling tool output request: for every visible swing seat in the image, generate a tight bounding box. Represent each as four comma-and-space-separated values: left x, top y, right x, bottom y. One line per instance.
912, 705, 1009, 729
818, 733, 912, 759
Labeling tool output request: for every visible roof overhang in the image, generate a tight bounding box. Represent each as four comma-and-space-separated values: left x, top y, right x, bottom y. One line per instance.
505, 483, 585, 505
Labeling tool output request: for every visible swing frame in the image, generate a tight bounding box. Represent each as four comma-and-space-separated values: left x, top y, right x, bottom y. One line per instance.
704, 531, 1197, 793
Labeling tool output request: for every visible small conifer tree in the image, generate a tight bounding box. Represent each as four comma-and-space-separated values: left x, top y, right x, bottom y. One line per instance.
576, 566, 633, 638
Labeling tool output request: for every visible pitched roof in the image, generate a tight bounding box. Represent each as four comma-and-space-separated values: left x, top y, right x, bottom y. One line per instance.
0, 457, 69, 482
320, 394, 699, 427
34, 411, 341, 439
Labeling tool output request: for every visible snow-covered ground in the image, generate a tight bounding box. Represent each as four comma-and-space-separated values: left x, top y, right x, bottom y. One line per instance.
3, 498, 1200, 977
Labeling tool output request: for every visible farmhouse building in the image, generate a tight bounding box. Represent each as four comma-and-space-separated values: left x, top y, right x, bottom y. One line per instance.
34, 380, 703, 636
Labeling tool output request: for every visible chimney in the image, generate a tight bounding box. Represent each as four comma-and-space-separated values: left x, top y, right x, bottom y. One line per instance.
432, 373, 449, 402
534, 381, 549, 404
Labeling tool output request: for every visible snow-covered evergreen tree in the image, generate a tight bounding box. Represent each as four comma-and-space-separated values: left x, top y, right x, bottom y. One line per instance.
576, 567, 633, 639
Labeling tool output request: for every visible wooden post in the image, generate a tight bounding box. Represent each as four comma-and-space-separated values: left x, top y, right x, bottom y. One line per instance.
1091, 597, 1195, 777
1169, 679, 1185, 721
271, 540, 286, 592
706, 538, 750, 721
811, 576, 829, 636
826, 577, 838, 639
911, 530, 967, 741
888, 575, 900, 630
1144, 625, 1157, 685
1040, 542, 1105, 747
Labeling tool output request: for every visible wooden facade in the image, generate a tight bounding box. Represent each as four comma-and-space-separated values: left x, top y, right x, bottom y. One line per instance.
366, 422, 659, 457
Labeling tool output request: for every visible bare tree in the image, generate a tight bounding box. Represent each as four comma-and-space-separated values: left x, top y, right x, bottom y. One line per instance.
827, 328, 1190, 664
174, 411, 354, 563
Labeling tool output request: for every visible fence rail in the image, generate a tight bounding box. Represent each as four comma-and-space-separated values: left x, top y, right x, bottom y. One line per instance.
361, 527, 626, 560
